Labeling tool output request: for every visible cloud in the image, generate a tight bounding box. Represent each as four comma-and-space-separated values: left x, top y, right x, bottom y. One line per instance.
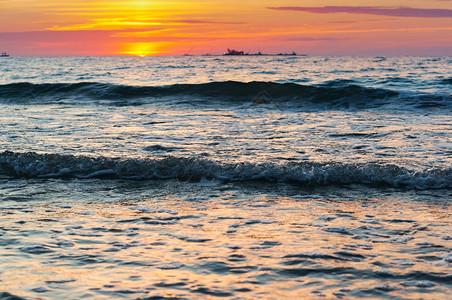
284, 37, 339, 42
0, 30, 118, 55
267, 6, 452, 18
327, 18, 396, 24
0, 29, 219, 55
174, 19, 246, 25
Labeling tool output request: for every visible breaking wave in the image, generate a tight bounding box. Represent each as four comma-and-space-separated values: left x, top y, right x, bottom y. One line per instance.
1, 151, 450, 190
0, 81, 449, 110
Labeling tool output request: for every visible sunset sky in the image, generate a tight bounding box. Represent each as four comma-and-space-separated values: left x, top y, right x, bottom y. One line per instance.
1, 0, 451, 56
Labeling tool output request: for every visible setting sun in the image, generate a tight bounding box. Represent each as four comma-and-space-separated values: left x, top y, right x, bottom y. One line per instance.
119, 42, 175, 56
1, 1, 451, 55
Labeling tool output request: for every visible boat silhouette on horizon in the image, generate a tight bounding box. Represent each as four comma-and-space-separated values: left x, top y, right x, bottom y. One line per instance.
224, 49, 245, 56
277, 51, 297, 56
1, 52, 10, 57
223, 49, 305, 56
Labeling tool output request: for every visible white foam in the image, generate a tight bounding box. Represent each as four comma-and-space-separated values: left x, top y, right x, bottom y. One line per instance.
1, 151, 451, 189
401, 280, 436, 288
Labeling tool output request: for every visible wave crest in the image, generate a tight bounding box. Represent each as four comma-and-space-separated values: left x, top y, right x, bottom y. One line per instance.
0, 81, 400, 107
1, 151, 450, 190
1, 81, 449, 110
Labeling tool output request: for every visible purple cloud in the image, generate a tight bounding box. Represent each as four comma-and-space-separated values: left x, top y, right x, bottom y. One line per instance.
267, 6, 452, 18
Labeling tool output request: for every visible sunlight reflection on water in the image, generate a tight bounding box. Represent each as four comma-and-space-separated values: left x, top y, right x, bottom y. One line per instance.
0, 180, 451, 299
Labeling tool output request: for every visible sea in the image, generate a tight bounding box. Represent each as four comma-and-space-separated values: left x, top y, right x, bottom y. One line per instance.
0, 56, 451, 299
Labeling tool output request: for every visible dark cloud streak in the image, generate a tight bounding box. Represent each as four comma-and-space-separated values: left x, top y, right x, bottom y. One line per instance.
267, 6, 452, 18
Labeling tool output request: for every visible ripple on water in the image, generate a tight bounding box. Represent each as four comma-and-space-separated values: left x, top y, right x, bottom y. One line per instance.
1, 182, 451, 299
0, 292, 26, 299
19, 243, 54, 254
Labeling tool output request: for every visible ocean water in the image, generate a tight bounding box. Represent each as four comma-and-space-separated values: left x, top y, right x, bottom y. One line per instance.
0, 56, 451, 299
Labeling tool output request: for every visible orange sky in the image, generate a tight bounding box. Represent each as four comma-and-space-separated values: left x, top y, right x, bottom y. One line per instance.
0, 0, 451, 56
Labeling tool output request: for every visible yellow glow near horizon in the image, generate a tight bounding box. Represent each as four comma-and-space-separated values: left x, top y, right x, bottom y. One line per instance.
1, 0, 451, 56
119, 42, 176, 56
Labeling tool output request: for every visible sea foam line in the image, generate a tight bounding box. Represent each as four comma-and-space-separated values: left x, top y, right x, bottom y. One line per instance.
0, 151, 450, 189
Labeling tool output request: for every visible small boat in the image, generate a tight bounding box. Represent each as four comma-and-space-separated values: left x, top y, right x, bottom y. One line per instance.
277, 51, 297, 56
224, 49, 245, 56
1, 52, 10, 57
183, 47, 193, 56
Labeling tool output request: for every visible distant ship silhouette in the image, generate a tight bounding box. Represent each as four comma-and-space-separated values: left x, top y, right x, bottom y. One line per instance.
277, 51, 297, 56
224, 49, 245, 56
1, 52, 10, 57
223, 49, 304, 56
